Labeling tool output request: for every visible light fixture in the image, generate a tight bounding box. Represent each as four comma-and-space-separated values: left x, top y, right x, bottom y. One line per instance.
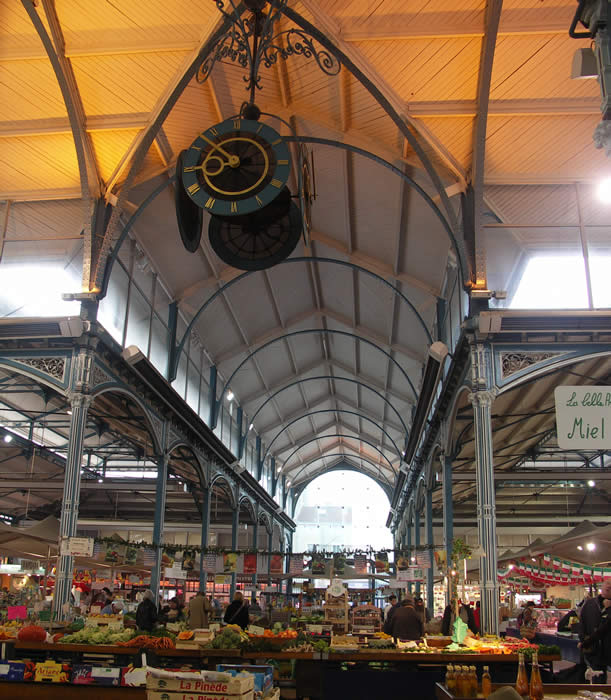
226, 391, 234, 402
411, 556, 416, 563
97, 478, 103, 483
67, 410, 72, 415
570, 482, 575, 488
586, 542, 596, 551
531, 558, 536, 562
3, 434, 12, 443
577, 545, 583, 551
587, 480, 595, 487
451, 569, 457, 576
508, 564, 514, 570
248, 423, 254, 431
596, 178, 611, 203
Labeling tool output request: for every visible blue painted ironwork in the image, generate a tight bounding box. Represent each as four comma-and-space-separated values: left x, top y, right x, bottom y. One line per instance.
208, 366, 217, 428
281, 5, 464, 275
443, 454, 453, 581
245, 376, 408, 458
100, 176, 176, 299
214, 329, 416, 427
282, 433, 395, 476
199, 486, 211, 588
231, 505, 239, 598
260, 409, 402, 465
270, 456, 277, 497
425, 488, 434, 616
255, 436, 262, 481
196, 1, 339, 99
169, 257, 431, 383
284, 135, 464, 285
236, 406, 243, 458
151, 448, 169, 598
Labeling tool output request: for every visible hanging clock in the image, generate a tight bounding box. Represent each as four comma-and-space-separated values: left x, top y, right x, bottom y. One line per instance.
174, 150, 203, 252
208, 190, 302, 271
181, 117, 292, 217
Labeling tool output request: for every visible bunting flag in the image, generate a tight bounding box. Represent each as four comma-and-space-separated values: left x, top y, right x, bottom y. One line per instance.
311, 554, 326, 575
333, 553, 346, 575
354, 554, 367, 574
499, 555, 611, 585
270, 554, 284, 575
223, 552, 238, 574
416, 551, 432, 569
243, 553, 257, 575
375, 552, 389, 573
202, 553, 218, 573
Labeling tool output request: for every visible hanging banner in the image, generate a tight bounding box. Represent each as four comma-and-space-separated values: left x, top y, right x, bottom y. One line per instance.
354, 554, 367, 574
105, 543, 126, 564
397, 567, 425, 582
202, 553, 218, 574
214, 575, 231, 586
243, 553, 257, 575
270, 554, 284, 575
311, 554, 326, 575
434, 550, 447, 570
124, 547, 139, 567
181, 550, 196, 571
333, 553, 346, 576
61, 537, 94, 558
257, 554, 268, 574
289, 555, 304, 575
395, 552, 410, 571
223, 552, 239, 574
416, 551, 432, 569
375, 552, 389, 573
161, 549, 174, 568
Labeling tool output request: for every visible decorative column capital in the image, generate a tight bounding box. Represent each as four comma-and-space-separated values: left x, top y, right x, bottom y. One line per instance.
468, 388, 497, 408
66, 390, 93, 411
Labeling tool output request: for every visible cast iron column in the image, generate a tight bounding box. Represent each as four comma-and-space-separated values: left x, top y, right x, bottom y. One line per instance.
150, 449, 169, 598
230, 505, 239, 599
469, 341, 499, 635
443, 454, 454, 577
414, 510, 421, 595
251, 518, 259, 599
425, 489, 434, 617
199, 486, 211, 591
54, 387, 92, 619
406, 520, 412, 595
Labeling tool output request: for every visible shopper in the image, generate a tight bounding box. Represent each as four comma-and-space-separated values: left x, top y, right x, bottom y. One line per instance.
442, 601, 478, 636
383, 594, 397, 621
188, 590, 212, 629
414, 596, 431, 624
223, 591, 249, 630
164, 597, 185, 623
136, 589, 158, 632
388, 595, 424, 641
473, 600, 481, 633
580, 579, 611, 678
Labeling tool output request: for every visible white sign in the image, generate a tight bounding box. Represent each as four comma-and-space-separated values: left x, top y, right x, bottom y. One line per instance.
387, 578, 408, 588
164, 566, 185, 580
60, 537, 94, 558
554, 386, 611, 449
396, 567, 424, 582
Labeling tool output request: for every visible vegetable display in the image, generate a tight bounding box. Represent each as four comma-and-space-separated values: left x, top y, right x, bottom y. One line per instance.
17, 625, 46, 642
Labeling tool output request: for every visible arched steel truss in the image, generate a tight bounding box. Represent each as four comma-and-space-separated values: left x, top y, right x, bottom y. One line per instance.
214, 329, 416, 427
280, 433, 396, 476
260, 409, 402, 464
168, 257, 432, 385
289, 452, 393, 491
242, 375, 409, 456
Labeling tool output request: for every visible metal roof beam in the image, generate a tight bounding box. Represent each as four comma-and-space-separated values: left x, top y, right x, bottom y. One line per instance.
0, 113, 150, 138
452, 471, 608, 482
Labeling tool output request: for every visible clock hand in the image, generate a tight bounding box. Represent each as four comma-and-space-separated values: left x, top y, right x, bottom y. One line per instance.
200, 133, 240, 168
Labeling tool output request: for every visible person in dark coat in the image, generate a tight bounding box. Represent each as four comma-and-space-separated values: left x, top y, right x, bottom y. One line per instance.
580, 580, 611, 677
389, 595, 424, 641
442, 601, 478, 636
136, 589, 158, 632
223, 591, 249, 630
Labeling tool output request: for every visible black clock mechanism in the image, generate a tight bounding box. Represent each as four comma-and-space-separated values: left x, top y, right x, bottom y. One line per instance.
208, 187, 302, 271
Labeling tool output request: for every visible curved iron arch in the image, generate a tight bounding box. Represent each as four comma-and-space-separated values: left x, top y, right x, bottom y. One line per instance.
261, 408, 402, 464
281, 433, 396, 475
215, 329, 416, 427
209, 474, 237, 509
238, 495, 256, 522
290, 452, 393, 491
166, 439, 208, 489
292, 460, 393, 504
243, 376, 408, 455
170, 257, 432, 383
258, 511, 272, 535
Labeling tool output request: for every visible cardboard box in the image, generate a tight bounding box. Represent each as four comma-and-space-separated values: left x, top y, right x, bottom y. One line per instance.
147, 692, 253, 700
121, 665, 147, 687
0, 661, 25, 681
147, 674, 254, 695
72, 664, 122, 686
216, 666, 273, 696
34, 659, 70, 683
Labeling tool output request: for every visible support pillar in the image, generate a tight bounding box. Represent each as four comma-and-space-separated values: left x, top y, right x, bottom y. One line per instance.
54, 391, 92, 619
406, 520, 412, 595
199, 486, 211, 591
251, 518, 259, 600
443, 454, 454, 573
150, 450, 169, 599
469, 342, 499, 635
286, 531, 293, 597
267, 525, 273, 591
425, 489, 434, 617
231, 505, 239, 599
414, 510, 421, 595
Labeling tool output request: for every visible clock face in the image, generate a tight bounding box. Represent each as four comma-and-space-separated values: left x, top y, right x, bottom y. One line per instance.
181, 118, 292, 217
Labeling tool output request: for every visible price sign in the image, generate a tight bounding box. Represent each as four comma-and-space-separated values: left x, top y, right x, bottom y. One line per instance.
328, 580, 345, 597
248, 625, 265, 636
60, 537, 94, 558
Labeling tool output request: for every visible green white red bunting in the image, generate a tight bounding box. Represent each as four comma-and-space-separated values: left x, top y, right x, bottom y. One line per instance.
499, 554, 610, 585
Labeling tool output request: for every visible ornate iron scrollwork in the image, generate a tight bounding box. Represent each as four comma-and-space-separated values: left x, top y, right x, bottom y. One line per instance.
196, 0, 340, 96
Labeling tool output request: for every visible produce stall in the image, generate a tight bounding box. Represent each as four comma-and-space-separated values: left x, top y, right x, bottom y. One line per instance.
435, 682, 611, 699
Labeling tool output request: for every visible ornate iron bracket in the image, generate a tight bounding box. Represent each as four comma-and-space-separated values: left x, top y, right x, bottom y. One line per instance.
196, 0, 340, 104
